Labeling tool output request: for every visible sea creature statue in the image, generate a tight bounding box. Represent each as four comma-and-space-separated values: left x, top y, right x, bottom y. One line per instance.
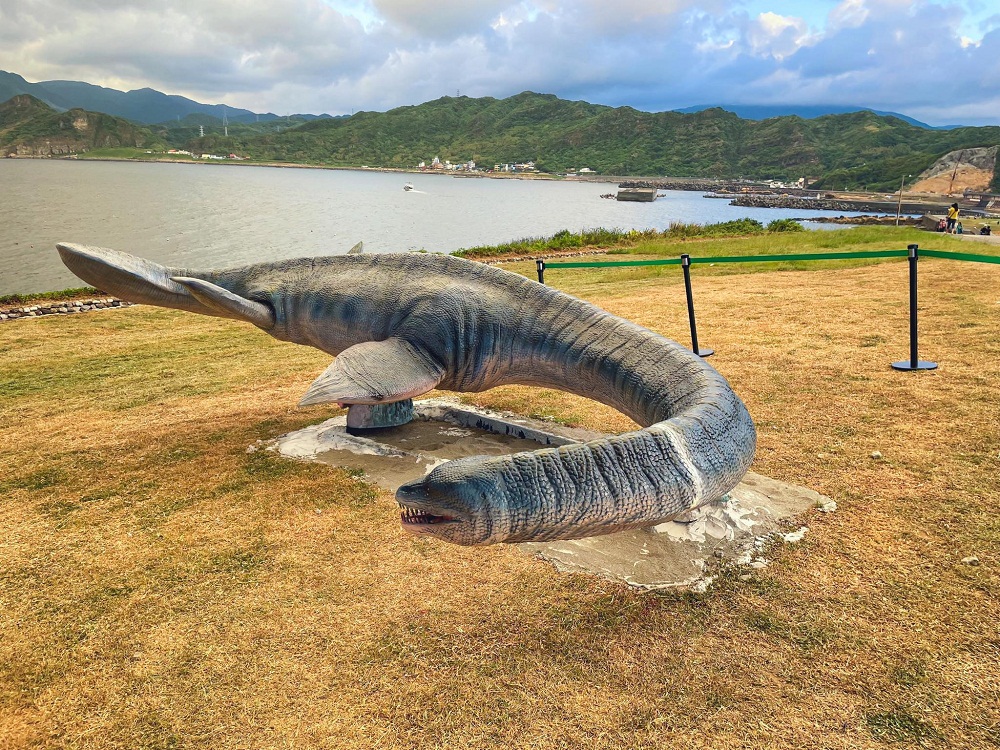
57, 243, 756, 546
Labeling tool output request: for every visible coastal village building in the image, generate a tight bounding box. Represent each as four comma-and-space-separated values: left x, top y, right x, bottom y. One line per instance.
493, 161, 538, 173
420, 157, 477, 171
766, 177, 808, 189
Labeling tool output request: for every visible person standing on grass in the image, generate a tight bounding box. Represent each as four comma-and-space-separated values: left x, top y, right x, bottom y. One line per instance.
947, 203, 960, 233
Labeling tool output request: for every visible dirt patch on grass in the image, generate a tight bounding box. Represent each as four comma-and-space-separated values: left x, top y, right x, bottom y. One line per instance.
912, 167, 994, 196
2, 257, 998, 748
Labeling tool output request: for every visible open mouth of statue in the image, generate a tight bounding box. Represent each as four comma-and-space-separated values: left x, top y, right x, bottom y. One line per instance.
399, 505, 457, 526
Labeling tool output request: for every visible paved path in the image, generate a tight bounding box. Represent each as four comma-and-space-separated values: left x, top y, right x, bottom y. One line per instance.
958, 231, 1000, 246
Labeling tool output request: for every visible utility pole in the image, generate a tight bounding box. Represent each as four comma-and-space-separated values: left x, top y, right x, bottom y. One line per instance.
895, 174, 910, 226
948, 149, 964, 195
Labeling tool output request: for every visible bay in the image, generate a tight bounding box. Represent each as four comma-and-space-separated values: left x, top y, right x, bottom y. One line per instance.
2, 159, 867, 295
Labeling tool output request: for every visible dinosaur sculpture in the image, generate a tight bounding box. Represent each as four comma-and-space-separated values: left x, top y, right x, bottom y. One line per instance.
57, 243, 756, 546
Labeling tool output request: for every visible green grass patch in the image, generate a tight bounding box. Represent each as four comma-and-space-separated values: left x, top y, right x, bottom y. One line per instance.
454, 220, 812, 259
453, 223, 962, 268
890, 659, 928, 689
0, 287, 101, 306
207, 539, 271, 577
76, 147, 168, 160
513, 225, 992, 290
743, 609, 837, 650
865, 708, 941, 744
2, 467, 70, 492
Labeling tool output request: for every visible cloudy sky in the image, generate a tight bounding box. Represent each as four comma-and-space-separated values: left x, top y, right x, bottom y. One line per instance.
2, 0, 998, 125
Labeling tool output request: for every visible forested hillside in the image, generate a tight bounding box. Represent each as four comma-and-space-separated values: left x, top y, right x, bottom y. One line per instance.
5, 89, 999, 192
0, 95, 160, 156
189, 92, 1000, 191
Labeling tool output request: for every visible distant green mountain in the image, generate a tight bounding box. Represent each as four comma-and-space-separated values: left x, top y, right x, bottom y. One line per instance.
674, 104, 946, 129
0, 71, 77, 111
0, 70, 333, 125
152, 112, 342, 149
0, 95, 161, 156
189, 92, 1000, 191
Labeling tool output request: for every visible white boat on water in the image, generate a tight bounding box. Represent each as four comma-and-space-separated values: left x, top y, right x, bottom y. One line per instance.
403, 182, 414, 191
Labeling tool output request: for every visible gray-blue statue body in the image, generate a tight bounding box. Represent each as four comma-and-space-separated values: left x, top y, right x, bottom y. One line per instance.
57, 243, 756, 546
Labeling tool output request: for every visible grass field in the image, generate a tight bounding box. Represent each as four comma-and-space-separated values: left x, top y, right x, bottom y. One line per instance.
1, 230, 998, 748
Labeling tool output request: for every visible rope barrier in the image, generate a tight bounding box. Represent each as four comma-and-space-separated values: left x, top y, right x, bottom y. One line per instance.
544, 249, 909, 268
543, 258, 683, 269
534, 244, 1000, 370
919, 249, 1000, 264
543, 247, 1000, 269
688, 249, 909, 264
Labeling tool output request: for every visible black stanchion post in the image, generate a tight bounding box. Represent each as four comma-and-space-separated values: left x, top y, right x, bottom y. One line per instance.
891, 244, 937, 371
681, 254, 713, 358
536, 259, 546, 285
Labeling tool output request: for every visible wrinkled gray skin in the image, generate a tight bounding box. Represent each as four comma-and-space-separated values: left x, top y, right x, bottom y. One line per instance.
57, 243, 756, 546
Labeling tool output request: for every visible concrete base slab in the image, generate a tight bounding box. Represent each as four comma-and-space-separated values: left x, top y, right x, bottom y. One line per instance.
268, 398, 832, 591
520, 473, 830, 591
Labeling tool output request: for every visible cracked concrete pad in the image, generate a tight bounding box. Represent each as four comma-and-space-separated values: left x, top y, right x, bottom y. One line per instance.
519, 472, 827, 590
268, 399, 831, 590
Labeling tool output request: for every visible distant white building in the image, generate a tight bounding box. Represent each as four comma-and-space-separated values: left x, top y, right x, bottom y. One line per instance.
423, 157, 478, 171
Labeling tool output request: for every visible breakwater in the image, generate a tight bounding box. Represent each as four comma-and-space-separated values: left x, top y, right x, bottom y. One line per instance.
620, 179, 733, 191
726, 194, 946, 214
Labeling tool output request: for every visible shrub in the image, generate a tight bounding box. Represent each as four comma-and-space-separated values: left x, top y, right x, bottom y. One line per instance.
767, 219, 805, 233
454, 218, 777, 259
665, 219, 765, 238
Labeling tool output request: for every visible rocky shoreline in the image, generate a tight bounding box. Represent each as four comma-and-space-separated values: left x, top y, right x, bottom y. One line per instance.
1, 297, 133, 322
801, 215, 922, 225
725, 193, 948, 214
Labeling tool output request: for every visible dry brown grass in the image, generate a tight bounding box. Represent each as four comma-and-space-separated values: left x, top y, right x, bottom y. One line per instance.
2, 255, 998, 749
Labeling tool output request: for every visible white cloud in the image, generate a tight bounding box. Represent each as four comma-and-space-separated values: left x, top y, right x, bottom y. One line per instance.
745, 11, 815, 59
367, 0, 513, 39
828, 0, 870, 30
0, 0, 997, 125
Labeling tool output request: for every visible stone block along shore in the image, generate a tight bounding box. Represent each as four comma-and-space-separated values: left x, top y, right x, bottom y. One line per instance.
0, 297, 133, 322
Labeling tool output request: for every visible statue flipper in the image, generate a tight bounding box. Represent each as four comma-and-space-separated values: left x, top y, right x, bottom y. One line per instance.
170, 277, 274, 329
55, 242, 208, 314
299, 338, 443, 406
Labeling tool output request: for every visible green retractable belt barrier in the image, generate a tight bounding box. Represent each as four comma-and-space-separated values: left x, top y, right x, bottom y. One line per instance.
533, 244, 999, 370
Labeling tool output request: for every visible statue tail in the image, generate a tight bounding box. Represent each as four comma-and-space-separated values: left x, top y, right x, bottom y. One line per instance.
56, 243, 274, 328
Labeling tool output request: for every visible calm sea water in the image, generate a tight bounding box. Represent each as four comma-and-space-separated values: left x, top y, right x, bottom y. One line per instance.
2, 159, 868, 295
